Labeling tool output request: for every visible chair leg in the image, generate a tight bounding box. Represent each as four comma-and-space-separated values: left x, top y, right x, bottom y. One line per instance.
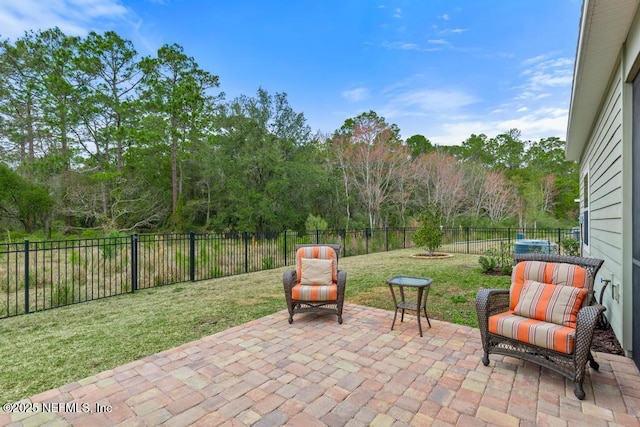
588, 352, 599, 371
391, 308, 398, 330
481, 353, 490, 366
574, 382, 586, 400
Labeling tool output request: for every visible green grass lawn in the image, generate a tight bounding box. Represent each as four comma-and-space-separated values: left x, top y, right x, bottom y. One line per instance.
0, 249, 510, 404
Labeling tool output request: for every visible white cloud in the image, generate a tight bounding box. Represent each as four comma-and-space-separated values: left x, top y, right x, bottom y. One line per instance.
427, 39, 448, 45
522, 54, 548, 66
425, 107, 569, 146
342, 87, 370, 102
518, 55, 574, 93
377, 41, 442, 52
394, 88, 477, 113
393, 8, 402, 18
440, 14, 450, 20
0, 0, 130, 39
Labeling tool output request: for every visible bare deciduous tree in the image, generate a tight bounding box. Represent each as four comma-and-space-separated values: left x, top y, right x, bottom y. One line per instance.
482, 171, 516, 223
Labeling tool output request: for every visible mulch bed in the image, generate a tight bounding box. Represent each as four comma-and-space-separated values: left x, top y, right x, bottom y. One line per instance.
592, 322, 625, 355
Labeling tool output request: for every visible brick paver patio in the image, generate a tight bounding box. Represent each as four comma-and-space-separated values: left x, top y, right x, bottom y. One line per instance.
3, 303, 639, 426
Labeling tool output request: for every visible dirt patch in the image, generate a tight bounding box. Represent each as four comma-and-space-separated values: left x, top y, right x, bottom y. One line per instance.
410, 253, 454, 259
482, 269, 508, 276
592, 322, 625, 355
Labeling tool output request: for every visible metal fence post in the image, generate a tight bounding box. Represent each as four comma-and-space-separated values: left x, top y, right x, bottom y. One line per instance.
385, 227, 389, 251
366, 228, 370, 254
466, 227, 470, 254
244, 232, 249, 273
343, 229, 347, 258
24, 240, 29, 314
131, 234, 138, 292
189, 231, 196, 281
284, 230, 288, 266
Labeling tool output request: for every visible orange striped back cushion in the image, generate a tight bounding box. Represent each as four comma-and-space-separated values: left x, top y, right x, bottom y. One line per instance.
510, 261, 589, 310
513, 280, 588, 328
296, 246, 337, 284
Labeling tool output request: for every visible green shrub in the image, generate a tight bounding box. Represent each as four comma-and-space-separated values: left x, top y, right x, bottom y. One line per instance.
479, 242, 513, 275
479, 250, 499, 273
413, 204, 444, 255
501, 263, 513, 276
561, 236, 580, 256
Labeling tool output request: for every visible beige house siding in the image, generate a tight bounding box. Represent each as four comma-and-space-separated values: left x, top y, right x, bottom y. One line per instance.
581, 64, 625, 339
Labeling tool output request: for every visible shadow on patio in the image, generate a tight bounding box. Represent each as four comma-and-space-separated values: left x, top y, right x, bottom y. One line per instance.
6, 303, 640, 426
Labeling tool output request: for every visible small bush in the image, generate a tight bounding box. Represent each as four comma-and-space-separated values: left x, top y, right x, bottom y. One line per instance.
479, 243, 513, 275
561, 236, 580, 256
479, 250, 499, 273
501, 263, 513, 276
413, 204, 444, 255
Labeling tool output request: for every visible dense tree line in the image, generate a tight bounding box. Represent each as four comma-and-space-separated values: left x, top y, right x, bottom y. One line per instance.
0, 28, 578, 238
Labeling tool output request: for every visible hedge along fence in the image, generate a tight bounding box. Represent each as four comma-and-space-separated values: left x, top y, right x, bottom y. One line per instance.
0, 227, 577, 319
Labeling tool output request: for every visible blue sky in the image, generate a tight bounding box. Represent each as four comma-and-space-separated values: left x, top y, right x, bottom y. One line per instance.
0, 0, 582, 145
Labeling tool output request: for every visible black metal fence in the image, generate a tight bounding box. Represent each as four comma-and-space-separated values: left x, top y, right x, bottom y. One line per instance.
0, 227, 578, 319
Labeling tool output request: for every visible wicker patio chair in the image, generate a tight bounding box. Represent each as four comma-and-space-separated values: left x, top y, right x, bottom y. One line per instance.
283, 244, 346, 324
476, 253, 605, 400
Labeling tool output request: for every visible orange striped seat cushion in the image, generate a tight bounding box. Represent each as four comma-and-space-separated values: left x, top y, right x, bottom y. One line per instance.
488, 311, 576, 354
292, 284, 338, 301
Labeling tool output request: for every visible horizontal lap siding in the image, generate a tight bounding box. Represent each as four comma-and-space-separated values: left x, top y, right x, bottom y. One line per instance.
584, 69, 623, 274
582, 63, 625, 343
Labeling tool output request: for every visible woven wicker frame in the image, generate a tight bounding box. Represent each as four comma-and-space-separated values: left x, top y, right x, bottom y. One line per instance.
476, 253, 605, 400
283, 244, 346, 324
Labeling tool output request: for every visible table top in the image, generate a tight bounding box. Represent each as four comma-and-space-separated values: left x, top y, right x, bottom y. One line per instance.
386, 276, 432, 287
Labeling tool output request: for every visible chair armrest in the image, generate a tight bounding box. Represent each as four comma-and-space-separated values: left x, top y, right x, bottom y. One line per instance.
476, 289, 510, 317
337, 270, 347, 296
476, 289, 510, 336
575, 303, 605, 344
283, 270, 297, 292
574, 303, 606, 367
